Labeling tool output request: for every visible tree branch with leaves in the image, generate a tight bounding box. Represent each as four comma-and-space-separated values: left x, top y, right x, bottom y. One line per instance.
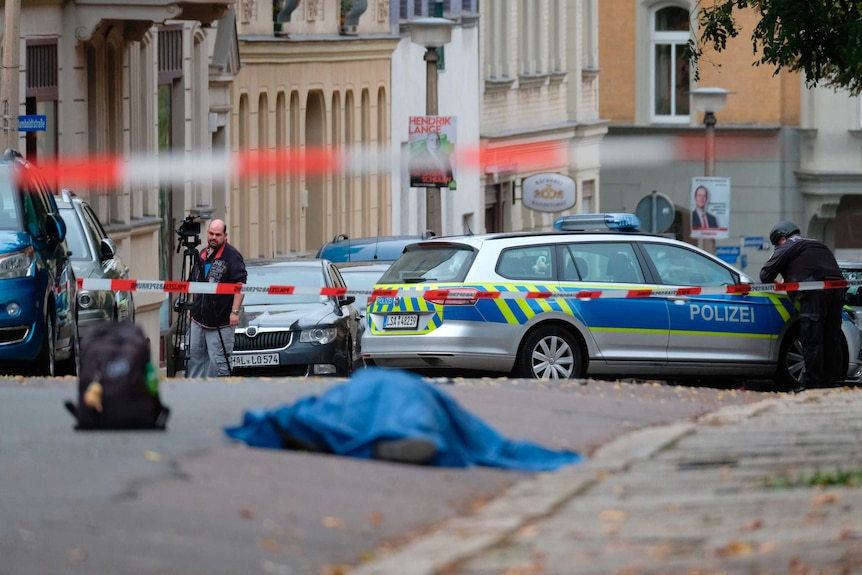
689, 0, 862, 95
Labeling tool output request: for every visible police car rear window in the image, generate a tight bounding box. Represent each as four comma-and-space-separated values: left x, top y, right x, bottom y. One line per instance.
378, 245, 474, 284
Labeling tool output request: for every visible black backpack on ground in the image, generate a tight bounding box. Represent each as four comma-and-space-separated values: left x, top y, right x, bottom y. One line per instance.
65, 321, 170, 430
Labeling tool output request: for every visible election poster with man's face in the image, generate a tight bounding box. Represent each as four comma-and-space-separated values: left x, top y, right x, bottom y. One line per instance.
690, 176, 731, 239
408, 116, 457, 189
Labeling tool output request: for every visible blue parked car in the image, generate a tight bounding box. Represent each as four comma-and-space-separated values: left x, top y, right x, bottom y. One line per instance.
0, 150, 77, 375
315, 232, 436, 263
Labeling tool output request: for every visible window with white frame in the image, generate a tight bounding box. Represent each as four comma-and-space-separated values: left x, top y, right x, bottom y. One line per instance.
651, 5, 691, 123
484, 0, 510, 79
582, 0, 598, 70
549, 0, 563, 73
519, 0, 542, 75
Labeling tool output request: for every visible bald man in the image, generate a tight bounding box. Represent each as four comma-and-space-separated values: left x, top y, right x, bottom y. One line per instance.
187, 218, 247, 377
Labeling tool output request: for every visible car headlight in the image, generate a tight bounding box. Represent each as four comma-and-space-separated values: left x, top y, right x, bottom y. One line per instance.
300, 326, 337, 345
78, 289, 94, 309
0, 247, 35, 280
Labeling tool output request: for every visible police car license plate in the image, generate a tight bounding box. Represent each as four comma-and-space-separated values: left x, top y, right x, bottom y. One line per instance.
230, 353, 279, 367
383, 314, 418, 329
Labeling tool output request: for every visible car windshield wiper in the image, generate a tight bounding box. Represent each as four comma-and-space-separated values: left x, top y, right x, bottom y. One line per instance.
403, 277, 436, 283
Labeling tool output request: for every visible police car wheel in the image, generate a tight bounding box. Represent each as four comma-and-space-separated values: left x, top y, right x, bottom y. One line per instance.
776, 331, 805, 390
515, 326, 582, 380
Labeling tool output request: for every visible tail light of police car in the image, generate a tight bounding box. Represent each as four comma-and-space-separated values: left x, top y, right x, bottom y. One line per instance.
423, 288, 481, 306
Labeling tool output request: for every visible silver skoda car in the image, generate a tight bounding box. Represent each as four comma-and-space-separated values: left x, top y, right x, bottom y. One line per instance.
55, 189, 134, 340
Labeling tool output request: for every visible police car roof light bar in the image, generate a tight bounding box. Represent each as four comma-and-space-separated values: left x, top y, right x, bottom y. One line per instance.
553, 213, 641, 232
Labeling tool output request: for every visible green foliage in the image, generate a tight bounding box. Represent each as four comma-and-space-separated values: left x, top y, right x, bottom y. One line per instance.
765, 467, 862, 488
693, 0, 862, 95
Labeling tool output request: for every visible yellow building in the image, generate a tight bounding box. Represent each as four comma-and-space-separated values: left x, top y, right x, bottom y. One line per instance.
231, 0, 398, 259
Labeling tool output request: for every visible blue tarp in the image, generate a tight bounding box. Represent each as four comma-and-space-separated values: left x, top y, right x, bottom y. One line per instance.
224, 368, 582, 471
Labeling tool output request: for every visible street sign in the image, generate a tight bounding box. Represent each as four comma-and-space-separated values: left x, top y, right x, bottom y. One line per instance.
635, 191, 675, 233
715, 246, 740, 265
18, 115, 47, 132
743, 236, 766, 248
740, 254, 748, 269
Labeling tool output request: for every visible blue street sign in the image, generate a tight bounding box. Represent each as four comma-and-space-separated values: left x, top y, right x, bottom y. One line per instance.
744, 236, 766, 248
715, 246, 740, 265
18, 115, 47, 132
716, 246, 740, 256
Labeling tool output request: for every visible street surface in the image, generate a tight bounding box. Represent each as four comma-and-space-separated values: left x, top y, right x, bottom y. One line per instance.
0, 373, 772, 575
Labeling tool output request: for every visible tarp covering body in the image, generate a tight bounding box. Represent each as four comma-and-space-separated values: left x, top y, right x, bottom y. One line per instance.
224, 368, 582, 471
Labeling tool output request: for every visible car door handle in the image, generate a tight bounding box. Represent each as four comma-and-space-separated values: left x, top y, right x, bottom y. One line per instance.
669, 297, 690, 305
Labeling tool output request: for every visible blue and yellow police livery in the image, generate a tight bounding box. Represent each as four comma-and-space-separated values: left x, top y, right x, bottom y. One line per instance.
362, 214, 862, 389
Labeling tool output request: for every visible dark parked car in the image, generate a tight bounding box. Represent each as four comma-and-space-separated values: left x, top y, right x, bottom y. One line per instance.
56, 189, 134, 341
230, 259, 362, 376
0, 149, 77, 375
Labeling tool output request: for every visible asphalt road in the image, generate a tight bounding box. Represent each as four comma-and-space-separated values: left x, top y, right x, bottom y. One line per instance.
0, 373, 773, 575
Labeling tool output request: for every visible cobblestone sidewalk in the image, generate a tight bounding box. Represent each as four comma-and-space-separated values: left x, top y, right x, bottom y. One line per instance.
355, 388, 862, 575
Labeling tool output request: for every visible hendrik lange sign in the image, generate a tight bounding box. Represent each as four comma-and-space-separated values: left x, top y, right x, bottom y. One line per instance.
18, 115, 47, 132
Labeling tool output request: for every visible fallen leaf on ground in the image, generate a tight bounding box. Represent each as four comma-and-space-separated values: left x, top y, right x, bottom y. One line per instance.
810, 493, 840, 506
258, 538, 282, 553
323, 516, 345, 529
740, 519, 763, 532
368, 512, 384, 525
714, 540, 754, 557
65, 548, 87, 563
599, 509, 626, 522
143, 450, 163, 462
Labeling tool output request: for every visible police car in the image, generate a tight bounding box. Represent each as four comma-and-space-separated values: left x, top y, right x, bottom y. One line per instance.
361, 214, 862, 389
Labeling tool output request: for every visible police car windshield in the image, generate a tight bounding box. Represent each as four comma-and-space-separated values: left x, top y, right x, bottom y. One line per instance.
378, 245, 473, 284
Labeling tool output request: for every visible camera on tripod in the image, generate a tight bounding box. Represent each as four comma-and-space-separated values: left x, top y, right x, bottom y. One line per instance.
175, 212, 211, 253
168, 211, 211, 377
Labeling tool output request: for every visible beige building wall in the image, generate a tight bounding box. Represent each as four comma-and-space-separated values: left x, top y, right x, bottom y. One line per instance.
232, 0, 397, 259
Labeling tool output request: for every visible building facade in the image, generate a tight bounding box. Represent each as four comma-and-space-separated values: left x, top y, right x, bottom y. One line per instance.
389, 0, 480, 237
2, 0, 239, 371
799, 87, 862, 254
480, 0, 606, 233
598, 0, 802, 271
230, 0, 398, 258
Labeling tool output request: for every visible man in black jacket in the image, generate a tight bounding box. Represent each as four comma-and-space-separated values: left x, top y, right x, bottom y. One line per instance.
187, 219, 247, 377
760, 220, 844, 391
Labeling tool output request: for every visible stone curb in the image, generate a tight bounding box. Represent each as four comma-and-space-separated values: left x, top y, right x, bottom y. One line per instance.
351, 395, 793, 575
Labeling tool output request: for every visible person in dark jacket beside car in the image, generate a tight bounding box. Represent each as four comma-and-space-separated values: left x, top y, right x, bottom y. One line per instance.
187, 219, 247, 378
760, 220, 844, 391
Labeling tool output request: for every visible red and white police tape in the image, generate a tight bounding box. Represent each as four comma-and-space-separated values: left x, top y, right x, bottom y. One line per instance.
77, 277, 860, 301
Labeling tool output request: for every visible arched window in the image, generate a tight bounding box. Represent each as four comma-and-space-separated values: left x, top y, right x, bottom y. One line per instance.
651, 6, 691, 123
